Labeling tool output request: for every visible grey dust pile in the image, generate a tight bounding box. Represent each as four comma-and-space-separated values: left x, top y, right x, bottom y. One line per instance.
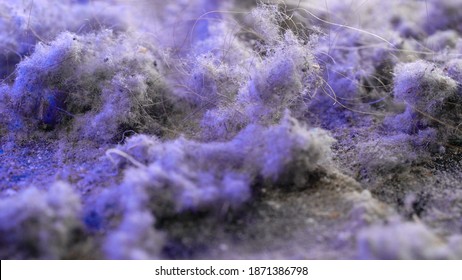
0, 0, 461, 260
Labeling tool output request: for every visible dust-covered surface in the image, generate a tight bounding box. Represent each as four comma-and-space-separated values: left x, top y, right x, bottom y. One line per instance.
0, 0, 461, 259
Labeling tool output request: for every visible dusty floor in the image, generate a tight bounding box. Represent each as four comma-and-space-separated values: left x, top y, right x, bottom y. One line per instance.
1, 0, 462, 259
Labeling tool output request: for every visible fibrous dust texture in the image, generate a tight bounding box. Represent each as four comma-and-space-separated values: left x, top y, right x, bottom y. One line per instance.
0, 0, 461, 259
